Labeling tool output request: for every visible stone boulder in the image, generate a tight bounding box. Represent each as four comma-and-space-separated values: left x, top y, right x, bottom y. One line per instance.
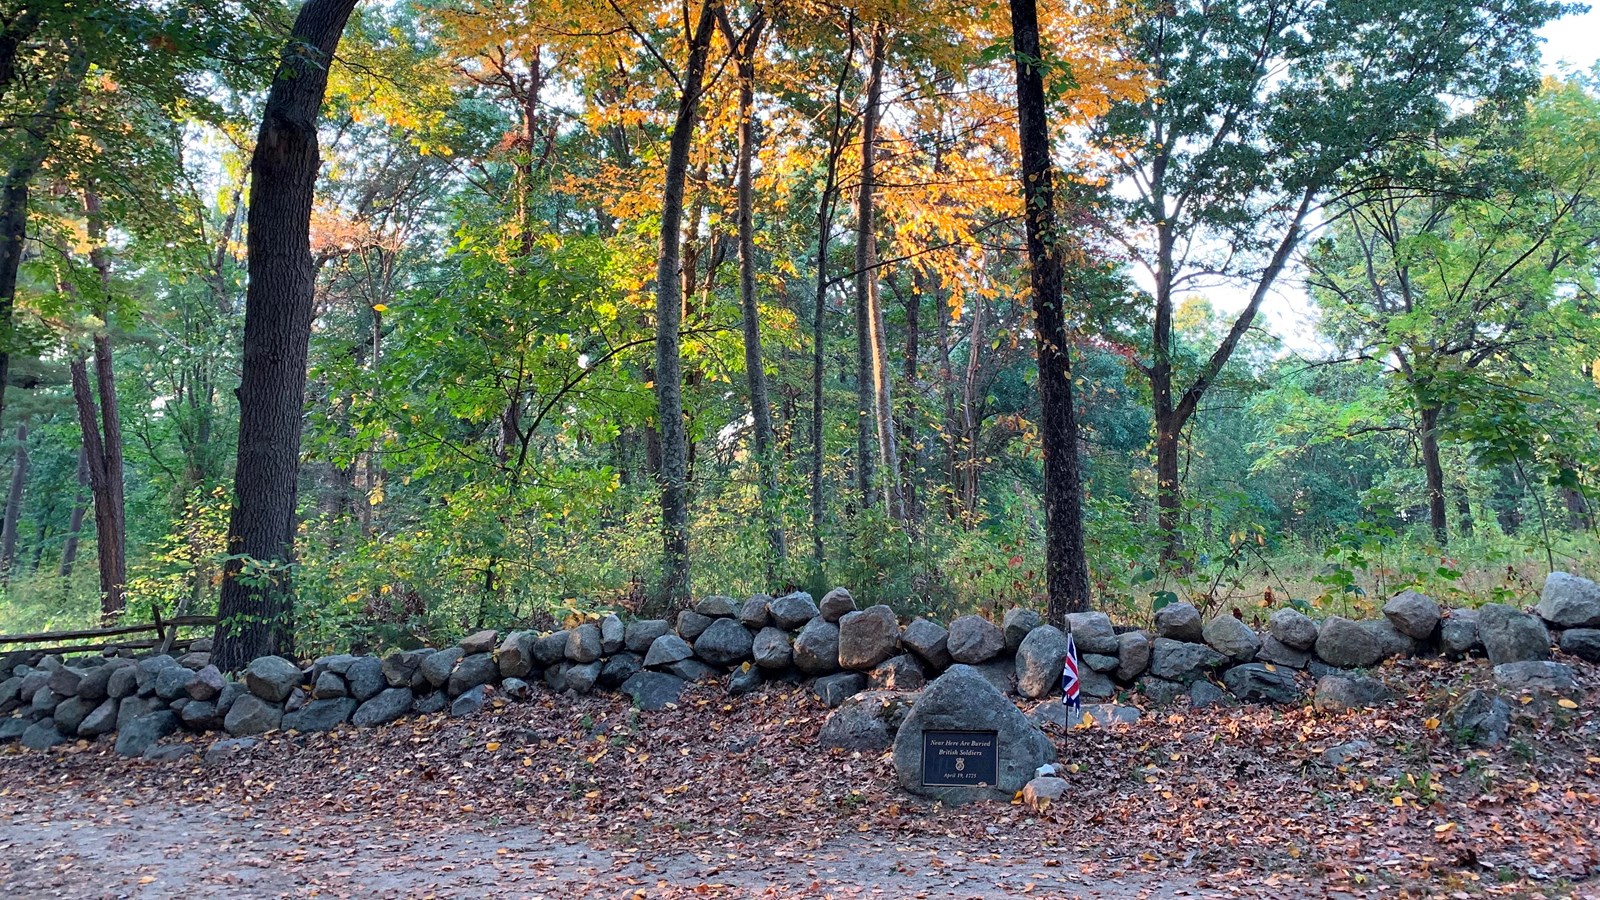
901, 618, 953, 671
694, 618, 755, 667
450, 685, 487, 717
819, 588, 856, 623
284, 697, 356, 732
1222, 664, 1303, 704
820, 690, 916, 751
1312, 674, 1393, 710
459, 629, 498, 655
420, 647, 463, 688
624, 620, 670, 654
1014, 625, 1069, 699
768, 592, 819, 630
599, 653, 643, 689
946, 615, 1005, 664
243, 656, 302, 703
837, 605, 900, 670
1478, 604, 1551, 666
1492, 660, 1575, 693
814, 672, 867, 708
1559, 628, 1600, 662
1364, 619, 1416, 659
1315, 617, 1384, 669
531, 632, 568, 668
1383, 590, 1441, 640
1148, 638, 1227, 684
1268, 608, 1319, 650
224, 694, 282, 736
1154, 602, 1204, 643
1447, 689, 1510, 748
1064, 612, 1119, 655
188, 665, 226, 702
382, 649, 429, 689
496, 632, 536, 679
751, 627, 793, 670
868, 655, 926, 692
352, 688, 414, 727
566, 624, 603, 663
600, 614, 625, 654
447, 653, 497, 696
738, 595, 772, 629
21, 720, 65, 750
621, 671, 685, 710
892, 665, 1055, 803
793, 620, 842, 675
1115, 632, 1151, 682
1537, 572, 1600, 628
1440, 610, 1481, 659
565, 661, 602, 694
1256, 635, 1310, 669
1002, 608, 1042, 654
643, 634, 694, 669
1202, 615, 1261, 662
695, 595, 739, 618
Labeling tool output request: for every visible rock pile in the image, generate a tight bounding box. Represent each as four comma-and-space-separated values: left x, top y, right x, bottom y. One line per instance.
3, 573, 1594, 761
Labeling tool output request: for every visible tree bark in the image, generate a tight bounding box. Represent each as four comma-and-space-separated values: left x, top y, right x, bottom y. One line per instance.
84, 189, 127, 616
59, 446, 87, 578
1, 420, 26, 578
0, 45, 86, 426
1418, 403, 1449, 545
213, 0, 359, 670
725, 11, 785, 580
652, 0, 721, 606
0, 6, 41, 107
858, 26, 905, 523
1009, 0, 1092, 622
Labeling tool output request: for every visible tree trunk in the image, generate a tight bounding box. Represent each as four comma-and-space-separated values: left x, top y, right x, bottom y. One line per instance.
959, 293, 986, 515
213, 0, 359, 670
0, 6, 42, 106
59, 447, 87, 578
1009, 0, 1092, 622
727, 13, 785, 580
1, 420, 26, 578
652, 0, 721, 606
1418, 403, 1449, 545
858, 27, 905, 523
84, 190, 127, 616
852, 27, 892, 514
70, 357, 123, 617
1154, 406, 1183, 561
934, 282, 960, 519
0, 46, 85, 426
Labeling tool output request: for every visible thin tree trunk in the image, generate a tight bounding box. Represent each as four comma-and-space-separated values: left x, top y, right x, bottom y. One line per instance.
1, 421, 26, 578
1419, 403, 1449, 545
213, 0, 359, 670
84, 189, 127, 616
934, 281, 960, 519
809, 19, 859, 570
70, 357, 123, 617
859, 26, 904, 523
724, 11, 784, 579
959, 293, 985, 515
59, 447, 87, 578
652, 0, 721, 606
1009, 0, 1092, 621
853, 27, 885, 510
0, 46, 86, 426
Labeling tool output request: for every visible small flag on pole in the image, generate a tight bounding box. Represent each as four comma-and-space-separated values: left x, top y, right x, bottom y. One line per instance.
1061, 632, 1081, 710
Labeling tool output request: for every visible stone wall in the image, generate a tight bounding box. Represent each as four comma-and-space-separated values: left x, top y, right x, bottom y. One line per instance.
3, 574, 1596, 761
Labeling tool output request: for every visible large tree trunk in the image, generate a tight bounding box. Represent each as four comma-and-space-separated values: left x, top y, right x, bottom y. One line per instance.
1, 420, 25, 578
59, 447, 87, 578
726, 12, 785, 580
1009, 0, 1092, 622
0, 46, 85, 426
1418, 403, 1449, 545
652, 0, 721, 606
213, 0, 359, 670
0, 6, 42, 105
1154, 405, 1183, 561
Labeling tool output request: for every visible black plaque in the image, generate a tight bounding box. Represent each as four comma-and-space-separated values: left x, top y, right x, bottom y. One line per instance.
921, 729, 999, 787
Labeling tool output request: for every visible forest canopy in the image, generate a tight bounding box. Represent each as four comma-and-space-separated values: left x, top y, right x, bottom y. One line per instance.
0, 0, 1595, 658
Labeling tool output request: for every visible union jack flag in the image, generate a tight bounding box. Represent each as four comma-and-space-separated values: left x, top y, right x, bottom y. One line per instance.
1061, 632, 1081, 710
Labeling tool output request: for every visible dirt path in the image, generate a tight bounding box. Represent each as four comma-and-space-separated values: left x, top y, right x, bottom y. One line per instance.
0, 796, 1199, 899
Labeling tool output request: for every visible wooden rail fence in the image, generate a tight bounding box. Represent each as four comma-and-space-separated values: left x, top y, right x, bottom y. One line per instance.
0, 615, 216, 657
